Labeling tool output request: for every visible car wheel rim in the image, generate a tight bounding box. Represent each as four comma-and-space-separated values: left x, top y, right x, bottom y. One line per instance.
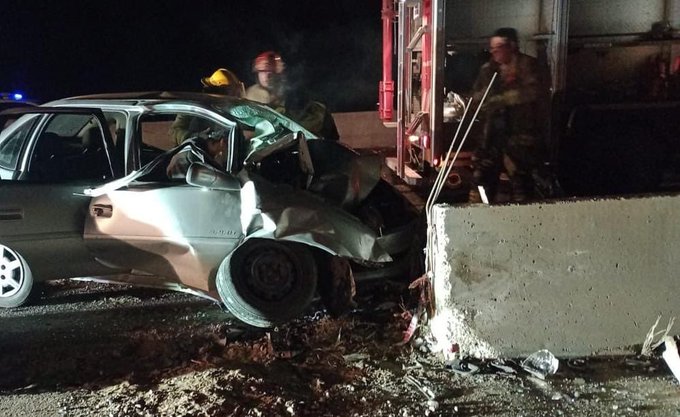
0, 246, 24, 298
242, 247, 296, 302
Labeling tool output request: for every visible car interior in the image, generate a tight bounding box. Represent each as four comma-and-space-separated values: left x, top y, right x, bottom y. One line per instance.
29, 115, 116, 183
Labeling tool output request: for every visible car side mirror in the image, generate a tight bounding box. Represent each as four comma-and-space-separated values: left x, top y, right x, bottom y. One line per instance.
187, 162, 240, 191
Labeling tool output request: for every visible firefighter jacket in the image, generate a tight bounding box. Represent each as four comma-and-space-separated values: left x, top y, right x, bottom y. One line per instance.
472, 52, 548, 150
245, 84, 285, 108
166, 138, 222, 180
283, 101, 340, 141
169, 114, 221, 146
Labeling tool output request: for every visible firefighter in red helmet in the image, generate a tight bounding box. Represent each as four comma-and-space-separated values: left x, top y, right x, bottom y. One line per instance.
245, 51, 286, 107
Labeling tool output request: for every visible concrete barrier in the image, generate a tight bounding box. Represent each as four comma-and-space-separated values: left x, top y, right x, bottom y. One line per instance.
429, 194, 680, 358
334, 111, 395, 149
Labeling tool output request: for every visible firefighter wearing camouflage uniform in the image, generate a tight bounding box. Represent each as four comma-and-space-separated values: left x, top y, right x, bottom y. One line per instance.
470, 28, 547, 203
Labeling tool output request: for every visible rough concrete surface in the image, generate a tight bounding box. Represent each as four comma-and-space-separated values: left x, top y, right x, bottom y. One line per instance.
430, 194, 680, 358
334, 111, 395, 149
4, 280, 680, 417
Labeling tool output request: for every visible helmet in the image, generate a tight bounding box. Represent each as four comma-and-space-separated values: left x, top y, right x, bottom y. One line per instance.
252, 51, 285, 74
201, 68, 245, 97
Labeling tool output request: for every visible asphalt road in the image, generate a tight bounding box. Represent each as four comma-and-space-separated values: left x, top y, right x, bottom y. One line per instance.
1, 280, 680, 417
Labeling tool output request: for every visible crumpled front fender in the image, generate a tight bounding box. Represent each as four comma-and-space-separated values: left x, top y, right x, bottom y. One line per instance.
239, 172, 392, 263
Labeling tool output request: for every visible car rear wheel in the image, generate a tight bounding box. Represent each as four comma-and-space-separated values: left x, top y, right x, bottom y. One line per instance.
216, 239, 317, 328
0, 244, 33, 308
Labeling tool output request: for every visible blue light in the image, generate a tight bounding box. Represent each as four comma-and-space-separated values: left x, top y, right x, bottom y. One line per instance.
12, 93, 23, 101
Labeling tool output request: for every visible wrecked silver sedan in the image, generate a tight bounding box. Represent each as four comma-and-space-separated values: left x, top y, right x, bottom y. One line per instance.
0, 92, 419, 327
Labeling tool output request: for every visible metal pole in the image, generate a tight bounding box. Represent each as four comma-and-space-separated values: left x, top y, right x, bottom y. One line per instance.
549, 0, 570, 164
551, 0, 570, 94
396, 0, 407, 178
430, 0, 445, 165
380, 0, 395, 121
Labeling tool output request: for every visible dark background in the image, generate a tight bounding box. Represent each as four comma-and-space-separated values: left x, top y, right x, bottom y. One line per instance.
1, 0, 382, 111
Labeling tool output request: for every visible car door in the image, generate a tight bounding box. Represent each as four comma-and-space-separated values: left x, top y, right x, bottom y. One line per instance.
0, 108, 127, 281
84, 115, 244, 293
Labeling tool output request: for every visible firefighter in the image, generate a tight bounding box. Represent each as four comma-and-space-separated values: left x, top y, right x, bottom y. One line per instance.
469, 28, 547, 203
170, 68, 244, 145
281, 82, 340, 141
245, 51, 286, 107
167, 129, 228, 180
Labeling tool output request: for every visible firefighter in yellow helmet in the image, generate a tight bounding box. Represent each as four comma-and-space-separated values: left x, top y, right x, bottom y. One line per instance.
170, 68, 245, 145
245, 51, 286, 107
201, 68, 245, 97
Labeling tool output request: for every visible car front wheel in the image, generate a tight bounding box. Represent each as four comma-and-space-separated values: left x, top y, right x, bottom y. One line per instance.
216, 239, 317, 328
0, 244, 33, 308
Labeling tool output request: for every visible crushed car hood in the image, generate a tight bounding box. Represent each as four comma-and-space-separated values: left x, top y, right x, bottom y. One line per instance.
238, 170, 391, 262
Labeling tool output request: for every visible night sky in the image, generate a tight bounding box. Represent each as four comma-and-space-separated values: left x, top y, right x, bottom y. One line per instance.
1, 0, 383, 112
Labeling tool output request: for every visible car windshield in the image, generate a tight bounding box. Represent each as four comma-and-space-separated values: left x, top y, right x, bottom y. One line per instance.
213, 101, 317, 158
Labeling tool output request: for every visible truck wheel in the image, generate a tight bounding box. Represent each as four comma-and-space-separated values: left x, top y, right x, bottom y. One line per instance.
0, 244, 33, 308
216, 239, 317, 328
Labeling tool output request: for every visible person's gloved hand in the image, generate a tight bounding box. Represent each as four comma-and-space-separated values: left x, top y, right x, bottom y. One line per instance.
196, 127, 213, 139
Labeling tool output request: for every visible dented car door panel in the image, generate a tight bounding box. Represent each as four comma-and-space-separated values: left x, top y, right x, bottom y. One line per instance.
84, 184, 243, 292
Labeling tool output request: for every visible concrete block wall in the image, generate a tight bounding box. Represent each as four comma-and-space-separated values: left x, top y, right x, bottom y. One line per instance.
333, 111, 396, 149
430, 194, 680, 358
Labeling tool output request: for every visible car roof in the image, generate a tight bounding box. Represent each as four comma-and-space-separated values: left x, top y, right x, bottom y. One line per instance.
46, 91, 245, 107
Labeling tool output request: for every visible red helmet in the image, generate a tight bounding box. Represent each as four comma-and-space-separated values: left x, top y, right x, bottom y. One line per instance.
252, 51, 285, 74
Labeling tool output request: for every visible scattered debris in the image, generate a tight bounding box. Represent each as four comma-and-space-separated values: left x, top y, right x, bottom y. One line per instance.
641, 315, 676, 356
566, 358, 587, 371
399, 306, 423, 345
521, 350, 559, 380
409, 275, 434, 318
489, 358, 518, 374
404, 375, 436, 400
445, 358, 480, 376
343, 353, 371, 363
661, 336, 680, 383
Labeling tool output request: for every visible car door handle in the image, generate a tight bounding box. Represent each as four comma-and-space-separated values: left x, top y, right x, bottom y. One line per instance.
0, 208, 23, 221
91, 204, 113, 218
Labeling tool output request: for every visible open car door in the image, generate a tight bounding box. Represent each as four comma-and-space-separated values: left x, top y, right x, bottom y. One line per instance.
82, 141, 244, 294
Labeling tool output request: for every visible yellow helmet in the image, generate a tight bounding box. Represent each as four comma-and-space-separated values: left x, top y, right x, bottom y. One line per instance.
201, 68, 245, 97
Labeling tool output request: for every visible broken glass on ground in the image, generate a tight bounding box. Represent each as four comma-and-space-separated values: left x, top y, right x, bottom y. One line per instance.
521, 349, 559, 379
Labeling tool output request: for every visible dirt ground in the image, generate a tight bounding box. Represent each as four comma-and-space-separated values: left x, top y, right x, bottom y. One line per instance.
1, 279, 679, 417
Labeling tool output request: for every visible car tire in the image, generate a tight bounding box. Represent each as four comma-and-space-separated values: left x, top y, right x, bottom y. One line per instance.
0, 244, 33, 308
216, 239, 317, 328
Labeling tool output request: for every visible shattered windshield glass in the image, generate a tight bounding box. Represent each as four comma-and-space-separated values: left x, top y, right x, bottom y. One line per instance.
214, 101, 317, 158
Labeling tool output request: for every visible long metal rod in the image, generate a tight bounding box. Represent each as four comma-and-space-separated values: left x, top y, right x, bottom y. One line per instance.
426, 98, 472, 211
396, 0, 407, 178
427, 73, 497, 214
429, 0, 445, 164
549, 0, 570, 164
424, 74, 497, 277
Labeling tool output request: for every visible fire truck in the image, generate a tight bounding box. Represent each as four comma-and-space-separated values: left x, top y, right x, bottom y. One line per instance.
379, 0, 680, 199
